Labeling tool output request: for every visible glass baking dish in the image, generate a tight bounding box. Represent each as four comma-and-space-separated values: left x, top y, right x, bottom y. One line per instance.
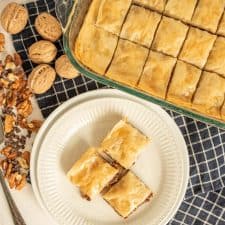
55, 0, 225, 129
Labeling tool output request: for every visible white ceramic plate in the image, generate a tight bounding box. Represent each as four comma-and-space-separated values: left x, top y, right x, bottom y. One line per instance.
31, 91, 189, 225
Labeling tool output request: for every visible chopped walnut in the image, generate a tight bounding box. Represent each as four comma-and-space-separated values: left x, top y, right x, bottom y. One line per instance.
14, 53, 23, 66
27, 120, 43, 132
0, 33, 5, 52
17, 100, 33, 117
4, 114, 15, 133
0, 53, 43, 190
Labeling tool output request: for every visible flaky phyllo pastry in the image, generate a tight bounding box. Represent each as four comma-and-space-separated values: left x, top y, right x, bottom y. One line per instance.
74, 0, 225, 122
67, 119, 151, 218
67, 147, 119, 200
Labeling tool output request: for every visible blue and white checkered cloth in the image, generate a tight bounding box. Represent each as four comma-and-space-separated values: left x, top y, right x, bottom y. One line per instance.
12, 0, 225, 224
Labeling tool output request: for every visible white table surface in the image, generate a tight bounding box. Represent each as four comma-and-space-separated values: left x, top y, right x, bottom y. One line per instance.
0, 0, 57, 224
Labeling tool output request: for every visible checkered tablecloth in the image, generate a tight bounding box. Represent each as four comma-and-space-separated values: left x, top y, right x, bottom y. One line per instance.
12, 0, 225, 224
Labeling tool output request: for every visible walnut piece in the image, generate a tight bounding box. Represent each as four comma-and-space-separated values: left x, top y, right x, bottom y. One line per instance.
0, 33, 5, 52
17, 100, 33, 118
4, 114, 15, 133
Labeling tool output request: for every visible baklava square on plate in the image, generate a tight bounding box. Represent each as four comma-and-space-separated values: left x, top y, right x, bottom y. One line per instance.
205, 37, 225, 76
164, 0, 198, 21
192, 72, 225, 119
134, 0, 167, 12
67, 147, 119, 200
96, 0, 132, 35
121, 5, 161, 47
103, 171, 153, 218
191, 0, 225, 33
138, 51, 176, 99
167, 60, 202, 107
106, 39, 149, 87
179, 27, 216, 69
152, 16, 188, 57
99, 119, 149, 169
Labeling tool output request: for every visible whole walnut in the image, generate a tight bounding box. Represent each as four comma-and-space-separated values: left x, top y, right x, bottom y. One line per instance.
28, 40, 57, 64
28, 64, 56, 94
1, 2, 28, 34
55, 55, 79, 79
35, 12, 62, 42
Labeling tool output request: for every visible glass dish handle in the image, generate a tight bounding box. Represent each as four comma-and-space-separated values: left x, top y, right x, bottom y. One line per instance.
55, 0, 74, 31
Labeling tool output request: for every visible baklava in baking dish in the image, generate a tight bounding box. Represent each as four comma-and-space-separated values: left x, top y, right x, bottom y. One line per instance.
74, 0, 225, 122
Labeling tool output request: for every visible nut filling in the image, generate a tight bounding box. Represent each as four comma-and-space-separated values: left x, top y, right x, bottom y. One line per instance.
0, 54, 42, 190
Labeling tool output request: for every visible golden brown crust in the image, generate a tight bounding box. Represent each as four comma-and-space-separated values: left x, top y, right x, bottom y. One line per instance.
165, 0, 198, 21
205, 37, 225, 76
96, 0, 132, 35
134, 0, 167, 12
167, 61, 202, 108
192, 72, 225, 119
106, 39, 149, 87
103, 171, 152, 218
75, 24, 118, 75
67, 148, 119, 200
121, 6, 161, 47
218, 13, 225, 36
99, 119, 149, 169
152, 16, 188, 57
191, 0, 225, 33
138, 51, 176, 99
179, 28, 216, 69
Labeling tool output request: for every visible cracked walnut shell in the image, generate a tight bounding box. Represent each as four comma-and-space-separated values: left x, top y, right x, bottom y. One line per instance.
35, 12, 62, 42
28, 64, 56, 94
55, 55, 79, 79
28, 40, 57, 64
0, 3, 28, 34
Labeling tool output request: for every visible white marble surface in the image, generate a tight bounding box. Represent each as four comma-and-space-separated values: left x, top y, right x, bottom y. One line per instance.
0, 0, 57, 224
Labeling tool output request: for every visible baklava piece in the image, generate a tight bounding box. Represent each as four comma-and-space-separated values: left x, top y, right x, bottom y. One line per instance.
121, 5, 161, 48
134, 0, 167, 12
84, 0, 102, 25
179, 28, 216, 69
103, 171, 153, 218
205, 37, 225, 76
165, 0, 198, 21
75, 25, 118, 75
96, 0, 132, 35
191, 0, 225, 33
221, 101, 225, 121
192, 72, 225, 119
218, 13, 225, 36
138, 51, 176, 99
106, 39, 149, 87
99, 119, 149, 169
67, 147, 119, 200
152, 16, 188, 57
167, 61, 202, 108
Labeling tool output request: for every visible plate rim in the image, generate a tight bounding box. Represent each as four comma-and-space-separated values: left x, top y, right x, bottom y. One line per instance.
31, 89, 189, 225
